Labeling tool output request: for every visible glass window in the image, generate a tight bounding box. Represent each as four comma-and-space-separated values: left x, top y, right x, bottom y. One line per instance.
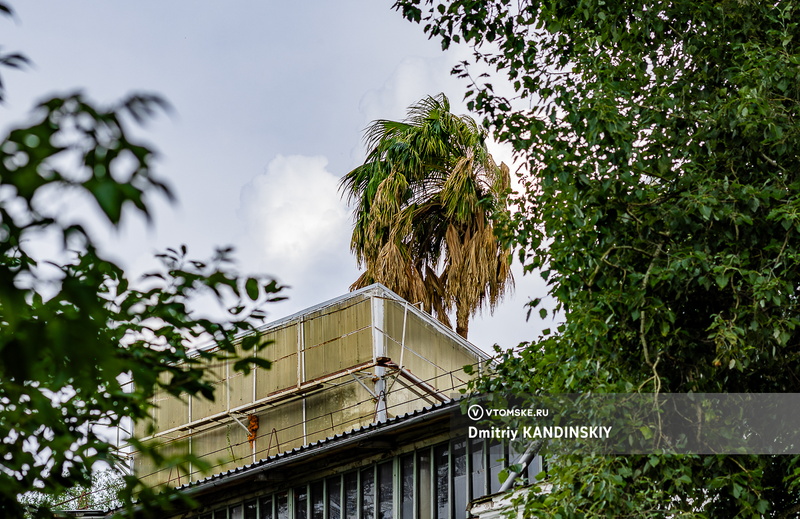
470, 438, 486, 499
361, 467, 375, 518
295, 486, 308, 519
400, 453, 414, 519
214, 509, 227, 519
199, 514, 212, 519
453, 440, 468, 518
417, 449, 431, 518
488, 441, 505, 494
327, 475, 342, 519
311, 481, 324, 519
241, 435, 513, 519
344, 472, 358, 518
528, 454, 543, 482
259, 496, 273, 519
508, 441, 526, 486
377, 461, 393, 519
244, 499, 257, 519
434, 444, 449, 519
277, 492, 289, 519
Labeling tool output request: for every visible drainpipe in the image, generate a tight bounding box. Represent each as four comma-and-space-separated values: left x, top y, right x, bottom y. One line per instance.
498, 440, 544, 492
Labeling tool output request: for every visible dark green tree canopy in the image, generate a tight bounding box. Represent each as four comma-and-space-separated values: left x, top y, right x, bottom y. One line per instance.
395, 0, 800, 516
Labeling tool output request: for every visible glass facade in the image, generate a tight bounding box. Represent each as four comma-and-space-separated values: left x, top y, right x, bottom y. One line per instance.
190, 437, 543, 519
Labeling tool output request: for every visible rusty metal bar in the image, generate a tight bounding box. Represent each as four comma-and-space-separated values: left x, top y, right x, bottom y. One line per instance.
383, 361, 450, 403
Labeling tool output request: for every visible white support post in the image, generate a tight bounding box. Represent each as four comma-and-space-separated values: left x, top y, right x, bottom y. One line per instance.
188, 394, 193, 480
372, 295, 388, 423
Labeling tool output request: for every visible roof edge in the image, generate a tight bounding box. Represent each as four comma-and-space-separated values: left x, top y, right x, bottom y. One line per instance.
255, 283, 490, 361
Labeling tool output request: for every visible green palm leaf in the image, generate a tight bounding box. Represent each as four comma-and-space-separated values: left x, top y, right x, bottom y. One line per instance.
341, 93, 513, 339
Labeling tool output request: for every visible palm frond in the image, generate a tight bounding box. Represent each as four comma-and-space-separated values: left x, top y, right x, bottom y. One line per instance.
341, 93, 514, 338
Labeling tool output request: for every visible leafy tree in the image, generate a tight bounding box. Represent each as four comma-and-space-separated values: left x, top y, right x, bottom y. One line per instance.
395, 0, 800, 516
0, 4, 282, 517
341, 93, 512, 338
20, 468, 125, 513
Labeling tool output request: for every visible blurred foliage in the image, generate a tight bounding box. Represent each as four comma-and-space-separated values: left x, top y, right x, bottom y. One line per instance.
0, 3, 283, 518
396, 0, 800, 516
20, 469, 124, 513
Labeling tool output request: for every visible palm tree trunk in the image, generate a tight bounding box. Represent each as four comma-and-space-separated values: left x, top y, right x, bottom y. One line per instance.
456, 302, 469, 339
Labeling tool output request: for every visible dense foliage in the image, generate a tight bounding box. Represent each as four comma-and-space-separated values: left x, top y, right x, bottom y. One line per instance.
0, 4, 281, 517
342, 94, 512, 338
20, 469, 125, 512
396, 0, 800, 516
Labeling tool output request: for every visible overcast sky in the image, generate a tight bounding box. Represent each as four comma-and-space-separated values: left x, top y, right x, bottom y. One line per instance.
3, 1, 555, 352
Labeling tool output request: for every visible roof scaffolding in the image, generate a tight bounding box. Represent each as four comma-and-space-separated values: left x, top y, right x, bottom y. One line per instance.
133, 284, 489, 487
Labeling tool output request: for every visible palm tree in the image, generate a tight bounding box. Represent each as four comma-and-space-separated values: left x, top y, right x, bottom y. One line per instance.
340, 93, 513, 339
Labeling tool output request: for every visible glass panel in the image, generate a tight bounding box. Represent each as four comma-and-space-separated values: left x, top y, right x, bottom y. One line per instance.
361, 467, 375, 518
327, 475, 342, 519
400, 453, 414, 519
453, 440, 468, 518
344, 472, 358, 518
528, 454, 543, 482
277, 493, 289, 519
230, 505, 243, 519
378, 461, 393, 519
199, 515, 212, 519
434, 444, 449, 519
417, 450, 431, 518
470, 438, 485, 499
214, 509, 227, 519
259, 496, 273, 519
488, 441, 504, 494
296, 486, 309, 519
508, 441, 525, 486
244, 499, 258, 519
311, 481, 324, 519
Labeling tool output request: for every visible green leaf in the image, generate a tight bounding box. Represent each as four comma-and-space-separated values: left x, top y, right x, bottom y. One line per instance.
245, 277, 259, 300
233, 356, 272, 375
395, 0, 800, 515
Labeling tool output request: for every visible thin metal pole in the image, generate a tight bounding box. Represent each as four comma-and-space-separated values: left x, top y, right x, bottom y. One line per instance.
372, 296, 388, 423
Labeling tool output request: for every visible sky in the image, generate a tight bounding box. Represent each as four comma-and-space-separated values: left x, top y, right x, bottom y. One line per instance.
3, 1, 555, 353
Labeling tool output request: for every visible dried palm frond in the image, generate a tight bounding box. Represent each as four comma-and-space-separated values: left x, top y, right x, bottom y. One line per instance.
341, 93, 514, 339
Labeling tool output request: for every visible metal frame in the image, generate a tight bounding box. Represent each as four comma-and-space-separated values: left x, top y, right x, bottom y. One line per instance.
141, 360, 384, 441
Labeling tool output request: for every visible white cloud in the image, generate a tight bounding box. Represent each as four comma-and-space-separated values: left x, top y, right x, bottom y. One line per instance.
238, 154, 358, 312
355, 54, 472, 158
359, 56, 457, 120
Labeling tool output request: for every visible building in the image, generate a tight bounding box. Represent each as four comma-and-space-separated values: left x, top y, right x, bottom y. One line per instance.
127, 284, 542, 518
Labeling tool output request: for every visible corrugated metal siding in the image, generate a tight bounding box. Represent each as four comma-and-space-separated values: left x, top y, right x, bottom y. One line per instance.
190, 421, 251, 478
304, 377, 375, 445
303, 298, 372, 381
227, 362, 254, 409
256, 323, 299, 393
253, 400, 305, 459
138, 437, 190, 488
384, 298, 479, 393
153, 378, 190, 433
